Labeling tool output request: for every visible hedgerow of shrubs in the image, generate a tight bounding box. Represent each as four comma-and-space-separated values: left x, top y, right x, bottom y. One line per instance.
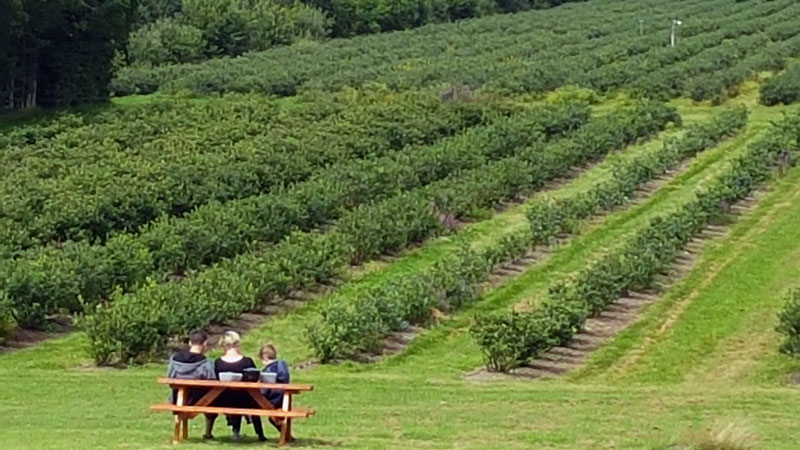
302, 101, 680, 361
306, 106, 748, 363
124, 0, 585, 69
472, 111, 800, 372
527, 106, 748, 245
307, 240, 492, 361
0, 90, 488, 252
777, 288, 800, 357
0, 292, 12, 344
578, 1, 799, 96
109, 0, 800, 102
82, 101, 677, 364
108, 0, 661, 94
306, 226, 550, 362
689, 33, 800, 104
760, 62, 800, 106
0, 102, 588, 330
631, 33, 771, 100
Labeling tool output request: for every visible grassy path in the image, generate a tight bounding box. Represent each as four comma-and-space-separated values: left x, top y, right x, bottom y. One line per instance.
1, 355, 799, 449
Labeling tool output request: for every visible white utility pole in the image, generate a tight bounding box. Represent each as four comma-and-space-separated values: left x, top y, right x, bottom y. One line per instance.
639, 19, 644, 36
671, 19, 682, 47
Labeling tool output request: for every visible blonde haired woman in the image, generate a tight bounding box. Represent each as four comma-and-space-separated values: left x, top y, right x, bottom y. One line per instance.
211, 331, 266, 441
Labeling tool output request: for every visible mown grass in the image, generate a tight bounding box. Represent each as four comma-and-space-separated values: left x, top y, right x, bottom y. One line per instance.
1, 348, 800, 449
2, 88, 800, 449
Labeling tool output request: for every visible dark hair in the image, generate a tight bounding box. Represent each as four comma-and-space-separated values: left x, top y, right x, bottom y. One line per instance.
188, 330, 208, 346
259, 344, 277, 360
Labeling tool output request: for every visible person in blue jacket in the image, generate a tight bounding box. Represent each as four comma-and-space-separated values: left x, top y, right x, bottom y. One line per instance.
259, 344, 290, 405
259, 343, 292, 439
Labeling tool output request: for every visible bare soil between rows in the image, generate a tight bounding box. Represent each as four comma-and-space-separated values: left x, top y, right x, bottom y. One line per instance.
0, 315, 73, 355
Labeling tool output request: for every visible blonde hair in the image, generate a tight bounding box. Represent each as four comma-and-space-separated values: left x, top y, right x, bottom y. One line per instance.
259, 343, 277, 361
219, 331, 241, 349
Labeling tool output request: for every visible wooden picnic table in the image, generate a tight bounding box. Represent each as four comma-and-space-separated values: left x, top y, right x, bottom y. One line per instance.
151, 378, 314, 445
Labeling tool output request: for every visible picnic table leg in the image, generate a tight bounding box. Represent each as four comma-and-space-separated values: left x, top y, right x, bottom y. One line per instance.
173, 415, 182, 444
173, 387, 186, 444
283, 418, 292, 445
181, 416, 188, 440
278, 393, 293, 446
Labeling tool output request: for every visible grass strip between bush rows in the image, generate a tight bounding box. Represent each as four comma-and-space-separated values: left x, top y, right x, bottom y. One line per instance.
78, 101, 678, 364
526, 107, 748, 246
471, 110, 800, 372
304, 107, 747, 362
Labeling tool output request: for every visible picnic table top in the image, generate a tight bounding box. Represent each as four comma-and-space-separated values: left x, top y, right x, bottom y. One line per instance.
157, 377, 313, 391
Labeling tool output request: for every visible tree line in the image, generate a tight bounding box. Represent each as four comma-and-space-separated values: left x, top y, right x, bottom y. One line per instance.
0, 0, 582, 110
1, 0, 136, 109
122, 0, 587, 68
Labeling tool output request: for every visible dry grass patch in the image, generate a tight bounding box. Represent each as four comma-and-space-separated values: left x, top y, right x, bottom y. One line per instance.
673, 420, 758, 450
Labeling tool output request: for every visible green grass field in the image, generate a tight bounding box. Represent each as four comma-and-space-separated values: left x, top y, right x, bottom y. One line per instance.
2, 77, 800, 449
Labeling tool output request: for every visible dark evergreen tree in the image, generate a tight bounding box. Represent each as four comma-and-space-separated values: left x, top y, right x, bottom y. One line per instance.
1, 0, 137, 110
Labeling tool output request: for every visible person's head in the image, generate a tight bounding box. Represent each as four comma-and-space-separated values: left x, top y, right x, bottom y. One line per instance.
188, 329, 208, 353
220, 330, 241, 352
259, 343, 277, 363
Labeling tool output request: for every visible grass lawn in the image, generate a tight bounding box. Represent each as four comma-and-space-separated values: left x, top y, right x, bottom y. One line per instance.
1, 86, 800, 449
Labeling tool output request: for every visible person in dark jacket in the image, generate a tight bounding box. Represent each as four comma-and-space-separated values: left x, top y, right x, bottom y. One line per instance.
259, 343, 292, 439
166, 329, 216, 439
210, 331, 266, 442
258, 344, 290, 407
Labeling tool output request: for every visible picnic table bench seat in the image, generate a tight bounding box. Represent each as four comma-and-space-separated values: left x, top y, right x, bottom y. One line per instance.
151, 378, 314, 445
151, 403, 314, 418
